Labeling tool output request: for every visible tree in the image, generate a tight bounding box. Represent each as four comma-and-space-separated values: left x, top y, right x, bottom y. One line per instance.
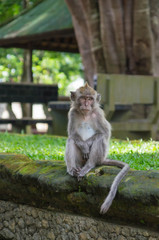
0, 0, 39, 25
65, 0, 159, 86
32, 51, 83, 95
0, 1, 83, 95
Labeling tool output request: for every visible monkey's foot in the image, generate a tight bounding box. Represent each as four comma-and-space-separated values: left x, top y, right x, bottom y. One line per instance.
77, 170, 86, 181
72, 167, 81, 177
73, 168, 84, 181
77, 176, 83, 181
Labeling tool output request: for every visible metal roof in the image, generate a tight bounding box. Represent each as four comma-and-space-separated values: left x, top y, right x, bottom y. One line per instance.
0, 0, 78, 52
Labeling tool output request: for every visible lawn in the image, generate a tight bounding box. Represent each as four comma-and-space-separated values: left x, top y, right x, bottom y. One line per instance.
0, 132, 158, 171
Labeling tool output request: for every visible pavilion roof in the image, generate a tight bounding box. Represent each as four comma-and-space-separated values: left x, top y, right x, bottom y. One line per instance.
0, 0, 78, 53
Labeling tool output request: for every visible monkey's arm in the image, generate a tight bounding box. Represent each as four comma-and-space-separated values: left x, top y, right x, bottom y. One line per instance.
95, 109, 111, 139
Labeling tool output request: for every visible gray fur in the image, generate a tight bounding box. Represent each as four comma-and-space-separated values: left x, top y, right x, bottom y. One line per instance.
65, 85, 129, 214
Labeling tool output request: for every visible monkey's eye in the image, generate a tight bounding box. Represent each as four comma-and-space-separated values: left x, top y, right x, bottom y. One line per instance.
87, 97, 93, 101
79, 96, 94, 102
79, 96, 86, 101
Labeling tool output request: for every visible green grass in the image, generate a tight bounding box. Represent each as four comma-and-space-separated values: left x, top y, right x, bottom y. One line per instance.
109, 139, 159, 170
0, 132, 66, 161
0, 132, 158, 171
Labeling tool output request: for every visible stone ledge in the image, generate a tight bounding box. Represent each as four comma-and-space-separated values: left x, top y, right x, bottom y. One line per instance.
0, 153, 159, 231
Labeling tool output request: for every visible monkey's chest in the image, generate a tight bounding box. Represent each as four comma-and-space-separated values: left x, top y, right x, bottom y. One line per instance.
77, 122, 95, 141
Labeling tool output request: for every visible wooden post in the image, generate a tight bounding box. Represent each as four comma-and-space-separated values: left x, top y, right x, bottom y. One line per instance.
22, 49, 33, 84
21, 49, 33, 134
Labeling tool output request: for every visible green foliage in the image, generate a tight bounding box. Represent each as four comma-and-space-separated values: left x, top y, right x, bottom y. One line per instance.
0, 133, 158, 170
0, 48, 83, 95
0, 0, 22, 24
32, 51, 83, 95
0, 48, 23, 82
0, 1, 83, 95
0, 0, 40, 25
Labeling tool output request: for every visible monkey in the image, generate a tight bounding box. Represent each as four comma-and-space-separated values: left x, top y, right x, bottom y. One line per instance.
65, 83, 129, 214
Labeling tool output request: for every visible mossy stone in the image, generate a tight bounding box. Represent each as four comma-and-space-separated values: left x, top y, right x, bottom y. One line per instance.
0, 153, 159, 231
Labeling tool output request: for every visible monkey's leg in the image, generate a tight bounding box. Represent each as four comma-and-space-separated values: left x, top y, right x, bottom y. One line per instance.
78, 136, 108, 179
100, 159, 129, 214
65, 138, 83, 176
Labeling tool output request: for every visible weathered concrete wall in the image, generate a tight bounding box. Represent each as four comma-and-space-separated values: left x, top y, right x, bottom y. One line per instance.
0, 200, 159, 240
0, 153, 159, 239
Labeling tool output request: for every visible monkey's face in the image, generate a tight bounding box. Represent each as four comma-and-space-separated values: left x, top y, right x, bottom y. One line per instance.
78, 95, 94, 112
70, 83, 101, 113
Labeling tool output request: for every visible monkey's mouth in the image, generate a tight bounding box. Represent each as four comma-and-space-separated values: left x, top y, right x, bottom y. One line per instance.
80, 106, 91, 111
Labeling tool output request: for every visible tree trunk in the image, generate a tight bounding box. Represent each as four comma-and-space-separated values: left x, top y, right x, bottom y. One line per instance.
65, 0, 95, 86
65, 0, 159, 86
123, 0, 135, 74
80, 0, 106, 74
133, 0, 154, 75
99, 0, 126, 73
150, 0, 159, 76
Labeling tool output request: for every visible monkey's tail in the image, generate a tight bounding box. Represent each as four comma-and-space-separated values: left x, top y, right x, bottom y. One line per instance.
100, 159, 130, 214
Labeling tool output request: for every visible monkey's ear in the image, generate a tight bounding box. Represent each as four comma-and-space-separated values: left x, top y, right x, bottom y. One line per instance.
70, 91, 76, 101
97, 93, 101, 103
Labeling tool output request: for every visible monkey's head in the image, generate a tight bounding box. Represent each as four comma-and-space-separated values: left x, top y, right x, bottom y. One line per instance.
70, 83, 101, 113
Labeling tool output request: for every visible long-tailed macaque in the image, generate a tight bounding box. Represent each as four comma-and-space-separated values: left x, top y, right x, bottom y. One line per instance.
65, 83, 129, 214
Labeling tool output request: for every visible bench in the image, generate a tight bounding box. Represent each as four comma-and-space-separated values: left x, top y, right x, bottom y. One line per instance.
97, 74, 159, 140
0, 82, 58, 134
48, 100, 70, 136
